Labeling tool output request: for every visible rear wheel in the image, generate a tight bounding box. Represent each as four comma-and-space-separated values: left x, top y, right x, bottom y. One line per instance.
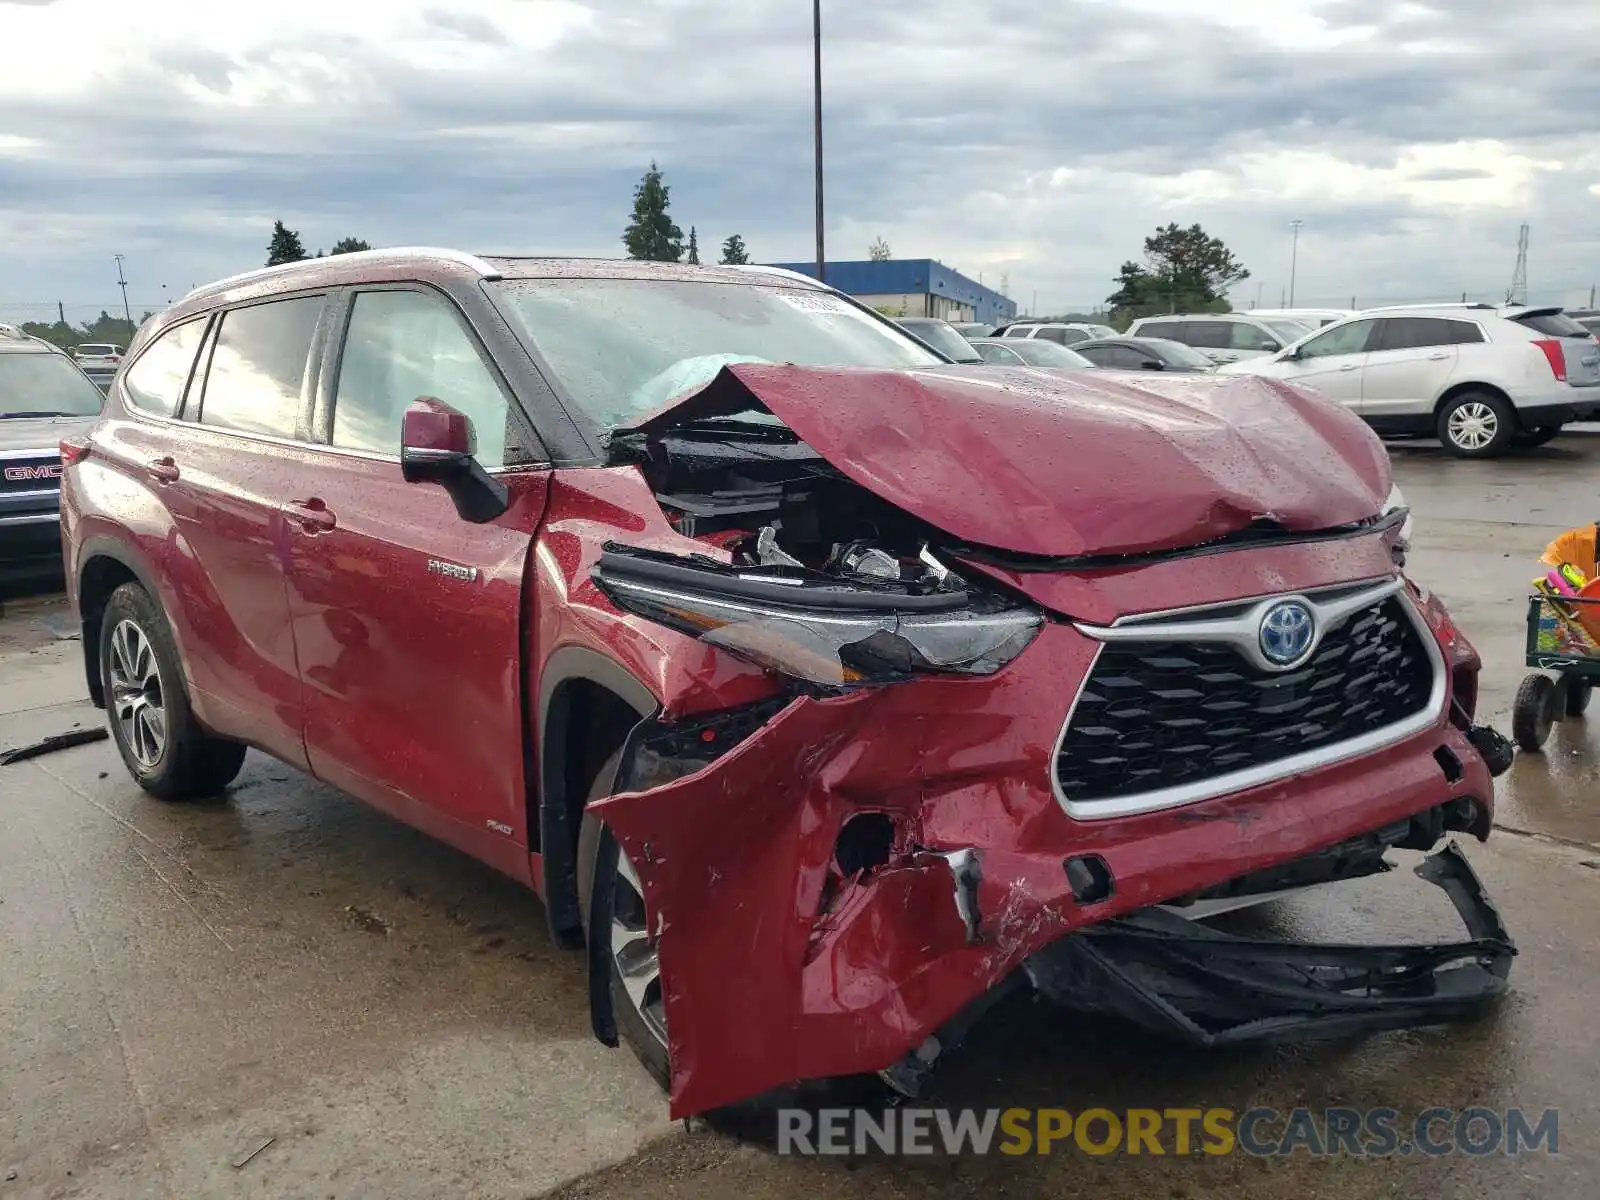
99, 583, 247, 799
1512, 673, 1558, 752
578, 750, 670, 1091
1437, 392, 1515, 458
1513, 426, 1562, 449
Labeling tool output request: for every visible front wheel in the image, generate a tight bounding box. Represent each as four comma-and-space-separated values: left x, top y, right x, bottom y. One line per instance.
578, 750, 670, 1091
99, 583, 247, 799
1437, 392, 1515, 458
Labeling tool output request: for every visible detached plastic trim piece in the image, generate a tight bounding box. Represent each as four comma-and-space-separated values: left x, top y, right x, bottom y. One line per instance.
1025, 842, 1514, 1046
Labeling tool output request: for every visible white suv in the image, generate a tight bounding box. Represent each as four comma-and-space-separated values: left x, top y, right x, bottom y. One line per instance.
996, 321, 1117, 346
1125, 313, 1314, 364
1219, 304, 1600, 458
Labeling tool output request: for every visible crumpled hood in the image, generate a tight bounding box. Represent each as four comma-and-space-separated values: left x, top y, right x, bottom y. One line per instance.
624, 363, 1393, 558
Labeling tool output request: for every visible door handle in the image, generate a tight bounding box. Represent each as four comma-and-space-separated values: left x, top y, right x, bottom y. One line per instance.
283, 498, 337, 533
1427, 352, 1449, 360
1339, 364, 1358, 371
147, 457, 179, 484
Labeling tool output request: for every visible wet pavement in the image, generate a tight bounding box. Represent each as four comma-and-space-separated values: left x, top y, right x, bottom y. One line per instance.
4, 436, 1600, 1198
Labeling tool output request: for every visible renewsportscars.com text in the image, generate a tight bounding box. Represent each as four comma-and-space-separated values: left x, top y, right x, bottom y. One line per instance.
776, 1106, 1559, 1158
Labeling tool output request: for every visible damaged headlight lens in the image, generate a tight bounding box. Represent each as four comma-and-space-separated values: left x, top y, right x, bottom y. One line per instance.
1384, 483, 1413, 548
594, 548, 1044, 686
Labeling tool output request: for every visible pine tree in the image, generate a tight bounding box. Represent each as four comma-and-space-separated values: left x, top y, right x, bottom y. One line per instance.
266, 220, 309, 266
687, 227, 700, 265
719, 234, 749, 265
622, 162, 685, 262
330, 237, 372, 255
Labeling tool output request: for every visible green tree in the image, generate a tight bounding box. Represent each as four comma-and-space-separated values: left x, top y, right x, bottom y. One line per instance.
719, 234, 749, 265
686, 227, 700, 265
19, 320, 76, 350
330, 237, 371, 255
266, 220, 309, 266
1106, 223, 1247, 322
622, 161, 684, 262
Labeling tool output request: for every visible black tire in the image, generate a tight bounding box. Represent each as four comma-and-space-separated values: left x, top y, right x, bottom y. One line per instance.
1512, 673, 1557, 752
1566, 677, 1592, 717
1513, 425, 1562, 449
578, 749, 671, 1091
98, 582, 247, 800
1436, 391, 1516, 458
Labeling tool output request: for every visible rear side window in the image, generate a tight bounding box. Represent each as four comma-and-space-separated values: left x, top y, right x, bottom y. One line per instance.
1033, 327, 1068, 345
1376, 318, 1456, 351
1185, 321, 1232, 349
331, 289, 511, 466
197, 297, 321, 438
1514, 311, 1591, 338
122, 318, 207, 417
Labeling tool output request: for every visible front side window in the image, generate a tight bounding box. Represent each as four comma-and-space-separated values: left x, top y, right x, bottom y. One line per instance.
1297, 319, 1378, 360
122, 318, 206, 417
1005, 339, 1093, 369
0, 352, 105, 417
491, 279, 942, 431
1229, 322, 1286, 351
332, 290, 512, 466
1135, 320, 1180, 340
198, 297, 321, 438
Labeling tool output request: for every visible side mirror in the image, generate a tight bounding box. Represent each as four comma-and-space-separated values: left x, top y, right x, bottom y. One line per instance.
399, 396, 508, 524
1139, 358, 1164, 371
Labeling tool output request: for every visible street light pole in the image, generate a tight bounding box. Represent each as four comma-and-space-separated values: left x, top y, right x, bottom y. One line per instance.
113, 254, 132, 328
812, 0, 825, 284
1288, 219, 1302, 308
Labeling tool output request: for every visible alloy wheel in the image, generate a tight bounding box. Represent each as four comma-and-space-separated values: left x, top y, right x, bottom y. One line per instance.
611, 846, 667, 1045
1446, 401, 1498, 452
108, 619, 166, 768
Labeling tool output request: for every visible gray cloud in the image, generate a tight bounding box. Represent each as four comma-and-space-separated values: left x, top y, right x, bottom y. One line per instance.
1, 0, 1597, 317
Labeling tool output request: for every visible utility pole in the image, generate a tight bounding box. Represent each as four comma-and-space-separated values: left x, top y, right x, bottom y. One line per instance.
57, 300, 65, 326
1254, 281, 1264, 310
812, 0, 825, 284
113, 254, 132, 328
1589, 283, 1595, 308
1287, 219, 1303, 307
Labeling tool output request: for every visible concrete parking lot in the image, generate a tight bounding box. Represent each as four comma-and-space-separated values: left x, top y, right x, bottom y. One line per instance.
5, 437, 1600, 1199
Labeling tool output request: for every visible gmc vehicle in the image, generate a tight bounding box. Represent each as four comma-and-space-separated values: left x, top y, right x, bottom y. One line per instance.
62, 250, 1514, 1118
1, 325, 103, 572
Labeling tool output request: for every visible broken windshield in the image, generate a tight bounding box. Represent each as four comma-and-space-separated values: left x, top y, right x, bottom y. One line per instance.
490, 279, 943, 431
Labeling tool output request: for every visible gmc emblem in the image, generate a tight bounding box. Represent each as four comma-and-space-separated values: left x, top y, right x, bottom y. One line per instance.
4, 464, 63, 482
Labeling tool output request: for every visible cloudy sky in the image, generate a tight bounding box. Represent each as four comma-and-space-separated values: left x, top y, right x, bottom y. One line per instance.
1, 0, 1597, 325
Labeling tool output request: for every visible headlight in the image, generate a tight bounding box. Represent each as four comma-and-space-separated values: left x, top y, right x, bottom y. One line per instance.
1384, 483, 1414, 548
594, 546, 1044, 687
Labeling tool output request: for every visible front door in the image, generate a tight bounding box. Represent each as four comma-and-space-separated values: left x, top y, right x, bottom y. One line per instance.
1258, 317, 1379, 408
280, 286, 549, 875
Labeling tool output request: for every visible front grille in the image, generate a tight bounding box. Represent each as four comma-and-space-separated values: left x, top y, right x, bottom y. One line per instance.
1057, 597, 1435, 805
1, 454, 62, 495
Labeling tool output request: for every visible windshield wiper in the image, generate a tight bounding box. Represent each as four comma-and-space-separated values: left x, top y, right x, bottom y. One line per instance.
0, 410, 83, 419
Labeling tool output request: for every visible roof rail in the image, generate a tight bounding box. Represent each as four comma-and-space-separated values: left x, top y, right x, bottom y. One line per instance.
1357, 301, 1496, 313
182, 247, 504, 301
733, 264, 828, 288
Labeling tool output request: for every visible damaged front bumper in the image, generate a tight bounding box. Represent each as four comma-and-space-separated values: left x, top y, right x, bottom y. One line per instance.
589, 620, 1512, 1119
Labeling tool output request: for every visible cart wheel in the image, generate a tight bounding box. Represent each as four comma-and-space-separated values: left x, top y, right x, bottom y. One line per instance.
1565, 678, 1592, 717
1513, 674, 1557, 751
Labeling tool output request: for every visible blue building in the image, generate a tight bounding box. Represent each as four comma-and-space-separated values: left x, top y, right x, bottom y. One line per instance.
764, 259, 1017, 327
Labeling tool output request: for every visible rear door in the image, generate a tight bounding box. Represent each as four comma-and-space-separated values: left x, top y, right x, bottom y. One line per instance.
281, 285, 550, 872
1359, 317, 1470, 418
153, 295, 326, 767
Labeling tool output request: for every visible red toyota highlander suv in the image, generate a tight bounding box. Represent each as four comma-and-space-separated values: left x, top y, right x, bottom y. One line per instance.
60, 250, 1514, 1118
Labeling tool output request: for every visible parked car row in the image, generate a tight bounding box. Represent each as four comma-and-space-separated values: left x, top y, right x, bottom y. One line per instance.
910, 297, 1600, 458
